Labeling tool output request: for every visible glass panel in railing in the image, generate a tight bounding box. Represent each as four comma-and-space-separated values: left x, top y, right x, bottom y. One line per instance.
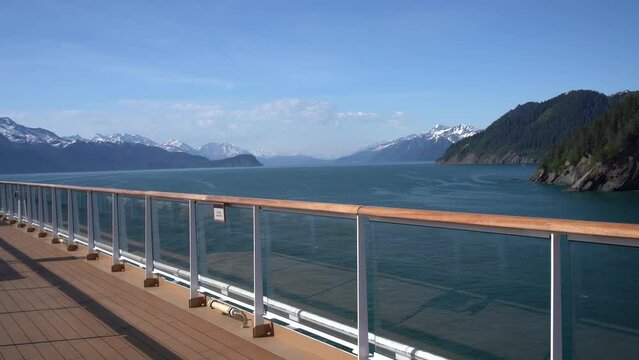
262, 210, 357, 344
568, 241, 639, 359
43, 188, 52, 227
197, 204, 254, 305
118, 196, 145, 259
72, 191, 88, 240
92, 192, 113, 248
56, 189, 68, 234
152, 199, 189, 271
368, 221, 550, 360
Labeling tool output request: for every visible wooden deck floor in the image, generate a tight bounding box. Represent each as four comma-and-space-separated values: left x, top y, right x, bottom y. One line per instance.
0, 222, 285, 360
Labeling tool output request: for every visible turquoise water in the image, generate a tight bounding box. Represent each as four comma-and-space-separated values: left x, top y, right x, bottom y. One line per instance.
2, 163, 639, 359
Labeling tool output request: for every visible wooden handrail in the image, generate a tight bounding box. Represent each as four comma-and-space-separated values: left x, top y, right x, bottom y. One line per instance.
3, 180, 639, 240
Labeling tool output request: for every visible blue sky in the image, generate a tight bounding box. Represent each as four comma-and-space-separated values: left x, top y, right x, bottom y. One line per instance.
1, 0, 638, 157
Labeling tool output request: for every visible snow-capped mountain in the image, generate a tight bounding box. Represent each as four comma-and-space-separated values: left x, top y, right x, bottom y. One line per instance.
365, 124, 479, 152
82, 132, 249, 160
161, 139, 197, 154
63, 134, 89, 142
90, 133, 158, 147
425, 124, 479, 143
0, 117, 69, 147
337, 124, 480, 163
0, 116, 262, 174
196, 142, 249, 160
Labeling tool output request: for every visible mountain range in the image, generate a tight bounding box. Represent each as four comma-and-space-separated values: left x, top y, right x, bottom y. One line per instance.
0, 117, 261, 174
64, 132, 250, 161
438, 90, 625, 164
337, 124, 480, 163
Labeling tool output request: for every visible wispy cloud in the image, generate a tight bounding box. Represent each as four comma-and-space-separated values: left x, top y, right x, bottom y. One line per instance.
337, 111, 380, 121
10, 98, 421, 157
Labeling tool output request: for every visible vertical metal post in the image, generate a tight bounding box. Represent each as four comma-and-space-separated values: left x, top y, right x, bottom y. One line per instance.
2, 184, 7, 216
152, 202, 160, 258
6, 184, 10, 216
357, 215, 369, 360
197, 210, 208, 278
18, 186, 23, 222
86, 191, 98, 260
67, 190, 77, 251
118, 197, 127, 248
38, 186, 44, 230
10, 185, 14, 217
189, 200, 198, 297
67, 191, 74, 241
142, 196, 155, 284
111, 193, 124, 271
253, 205, 264, 326
27, 185, 33, 224
11, 185, 15, 218
251, 205, 272, 337
7, 185, 10, 217
56, 189, 63, 229
1, 184, 6, 215
51, 188, 59, 241
1, 184, 5, 214
31, 186, 36, 223
9, 185, 13, 217
551, 233, 564, 360
187, 200, 205, 306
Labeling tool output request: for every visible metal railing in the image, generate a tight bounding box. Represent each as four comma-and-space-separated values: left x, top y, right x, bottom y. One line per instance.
1, 180, 639, 360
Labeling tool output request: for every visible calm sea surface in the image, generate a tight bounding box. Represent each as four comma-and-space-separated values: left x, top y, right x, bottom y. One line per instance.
3, 163, 638, 222
2, 163, 638, 360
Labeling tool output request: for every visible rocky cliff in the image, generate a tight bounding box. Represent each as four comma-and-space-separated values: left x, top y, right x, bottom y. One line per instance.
531, 156, 639, 191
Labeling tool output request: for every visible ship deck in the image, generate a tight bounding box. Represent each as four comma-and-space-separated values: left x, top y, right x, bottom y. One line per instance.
0, 223, 343, 360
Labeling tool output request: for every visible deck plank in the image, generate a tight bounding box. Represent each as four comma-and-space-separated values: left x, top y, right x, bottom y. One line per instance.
0, 224, 285, 360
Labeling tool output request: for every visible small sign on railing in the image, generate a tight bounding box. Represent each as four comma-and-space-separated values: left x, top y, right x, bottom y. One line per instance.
213, 203, 226, 222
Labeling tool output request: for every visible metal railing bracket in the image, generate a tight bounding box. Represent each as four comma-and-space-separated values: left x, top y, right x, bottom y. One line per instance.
253, 322, 275, 338
111, 263, 125, 272
189, 296, 207, 308
144, 277, 160, 287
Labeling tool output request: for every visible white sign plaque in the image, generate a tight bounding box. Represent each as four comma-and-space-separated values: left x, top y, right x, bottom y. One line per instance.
213, 203, 226, 222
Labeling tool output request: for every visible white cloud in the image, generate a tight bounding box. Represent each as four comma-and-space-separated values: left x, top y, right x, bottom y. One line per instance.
234, 99, 336, 124
337, 111, 380, 121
